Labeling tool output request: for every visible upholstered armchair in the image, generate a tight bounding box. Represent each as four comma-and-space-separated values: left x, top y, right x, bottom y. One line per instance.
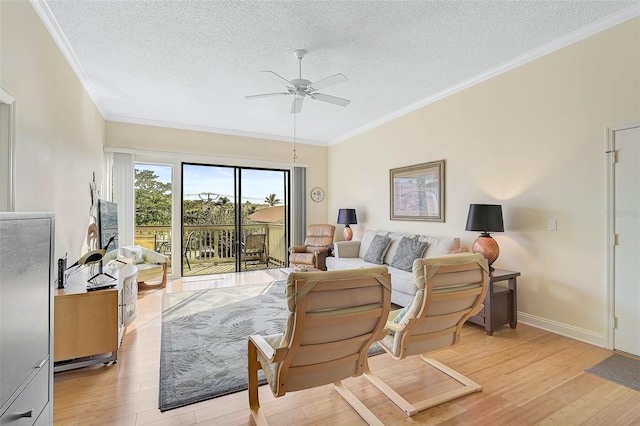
248, 267, 391, 425
103, 245, 169, 289
288, 224, 335, 270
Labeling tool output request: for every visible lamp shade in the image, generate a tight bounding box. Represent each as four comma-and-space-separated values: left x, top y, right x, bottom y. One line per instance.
465, 204, 504, 233
337, 209, 358, 225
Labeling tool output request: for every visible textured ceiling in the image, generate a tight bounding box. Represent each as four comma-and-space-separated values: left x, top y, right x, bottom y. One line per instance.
38, 1, 638, 145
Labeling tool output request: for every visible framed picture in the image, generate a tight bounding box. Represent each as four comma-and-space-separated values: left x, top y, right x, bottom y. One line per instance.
390, 160, 445, 222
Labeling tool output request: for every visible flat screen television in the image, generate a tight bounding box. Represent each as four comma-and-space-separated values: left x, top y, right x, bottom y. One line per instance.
97, 200, 119, 252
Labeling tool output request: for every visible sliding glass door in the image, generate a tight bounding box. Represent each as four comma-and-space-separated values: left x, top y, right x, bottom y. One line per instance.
182, 163, 289, 276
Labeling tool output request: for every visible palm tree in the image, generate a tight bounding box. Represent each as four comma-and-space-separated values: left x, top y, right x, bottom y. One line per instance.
264, 193, 281, 206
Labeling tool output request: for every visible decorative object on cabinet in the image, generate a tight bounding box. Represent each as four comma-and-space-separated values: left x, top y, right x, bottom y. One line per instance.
0, 212, 55, 425
390, 160, 445, 222
337, 208, 357, 241
54, 261, 138, 372
465, 203, 504, 270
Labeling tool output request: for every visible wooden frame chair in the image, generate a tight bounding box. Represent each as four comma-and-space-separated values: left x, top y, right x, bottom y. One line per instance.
248, 267, 392, 425
364, 253, 489, 416
183, 231, 195, 271
243, 233, 267, 268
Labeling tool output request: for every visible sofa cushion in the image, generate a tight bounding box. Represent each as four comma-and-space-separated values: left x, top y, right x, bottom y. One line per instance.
419, 235, 462, 257
326, 257, 371, 270
390, 237, 429, 272
363, 234, 392, 265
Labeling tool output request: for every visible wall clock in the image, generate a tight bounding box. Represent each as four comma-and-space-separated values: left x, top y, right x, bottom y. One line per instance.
310, 187, 325, 202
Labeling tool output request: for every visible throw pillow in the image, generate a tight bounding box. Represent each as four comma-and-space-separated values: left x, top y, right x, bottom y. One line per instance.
363, 234, 392, 265
390, 237, 429, 272
121, 246, 144, 264
391, 305, 411, 324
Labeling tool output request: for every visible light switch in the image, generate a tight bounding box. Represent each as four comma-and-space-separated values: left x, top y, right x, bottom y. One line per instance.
548, 219, 557, 231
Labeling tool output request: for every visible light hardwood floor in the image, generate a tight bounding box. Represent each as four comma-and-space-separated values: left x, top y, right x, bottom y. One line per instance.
53, 271, 640, 426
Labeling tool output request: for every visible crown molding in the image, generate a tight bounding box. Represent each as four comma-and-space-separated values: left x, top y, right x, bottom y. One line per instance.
106, 114, 326, 146
330, 3, 640, 146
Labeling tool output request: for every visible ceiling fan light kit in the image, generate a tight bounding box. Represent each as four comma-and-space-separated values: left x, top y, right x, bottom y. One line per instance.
246, 49, 351, 114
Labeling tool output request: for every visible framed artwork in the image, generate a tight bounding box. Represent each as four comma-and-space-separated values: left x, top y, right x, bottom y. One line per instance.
390, 160, 445, 222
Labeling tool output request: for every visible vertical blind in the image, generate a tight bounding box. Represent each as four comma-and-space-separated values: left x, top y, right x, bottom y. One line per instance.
292, 166, 306, 246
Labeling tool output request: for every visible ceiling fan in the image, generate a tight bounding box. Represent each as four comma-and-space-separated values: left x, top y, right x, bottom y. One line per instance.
245, 49, 350, 113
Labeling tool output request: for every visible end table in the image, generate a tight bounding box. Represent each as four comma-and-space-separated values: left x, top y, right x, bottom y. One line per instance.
467, 269, 521, 336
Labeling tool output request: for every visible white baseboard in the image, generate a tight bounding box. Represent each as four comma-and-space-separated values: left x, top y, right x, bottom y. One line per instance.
518, 312, 607, 348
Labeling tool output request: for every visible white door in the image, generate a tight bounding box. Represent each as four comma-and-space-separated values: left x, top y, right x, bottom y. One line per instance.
613, 125, 640, 356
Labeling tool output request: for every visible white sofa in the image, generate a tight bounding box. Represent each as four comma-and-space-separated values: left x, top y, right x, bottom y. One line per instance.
326, 230, 466, 306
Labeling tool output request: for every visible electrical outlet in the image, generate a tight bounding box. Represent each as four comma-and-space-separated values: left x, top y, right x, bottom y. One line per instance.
548, 219, 557, 231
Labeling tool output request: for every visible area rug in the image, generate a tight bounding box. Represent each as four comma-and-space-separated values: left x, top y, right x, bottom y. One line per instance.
159, 279, 384, 411
585, 353, 640, 392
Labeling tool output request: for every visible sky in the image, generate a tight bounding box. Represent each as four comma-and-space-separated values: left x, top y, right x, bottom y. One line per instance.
136, 163, 287, 204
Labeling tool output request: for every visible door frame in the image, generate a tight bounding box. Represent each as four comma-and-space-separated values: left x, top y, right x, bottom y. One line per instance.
0, 88, 16, 212
605, 121, 640, 350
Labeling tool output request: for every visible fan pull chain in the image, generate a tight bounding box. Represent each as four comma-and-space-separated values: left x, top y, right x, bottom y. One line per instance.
293, 112, 297, 163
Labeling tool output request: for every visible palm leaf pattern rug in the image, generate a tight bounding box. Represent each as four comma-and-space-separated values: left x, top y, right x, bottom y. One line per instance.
159, 279, 383, 411
160, 280, 287, 411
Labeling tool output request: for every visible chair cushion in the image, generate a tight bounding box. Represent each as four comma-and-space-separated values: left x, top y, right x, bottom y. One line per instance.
390, 237, 429, 272
304, 224, 335, 247
135, 263, 163, 281
289, 252, 315, 266
363, 234, 392, 265
121, 246, 144, 264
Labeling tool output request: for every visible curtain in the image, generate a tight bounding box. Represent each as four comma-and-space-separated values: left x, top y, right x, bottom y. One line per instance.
112, 153, 135, 247
292, 166, 306, 246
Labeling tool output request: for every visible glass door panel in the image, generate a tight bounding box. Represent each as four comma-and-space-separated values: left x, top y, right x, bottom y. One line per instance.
182, 164, 237, 276
239, 168, 289, 272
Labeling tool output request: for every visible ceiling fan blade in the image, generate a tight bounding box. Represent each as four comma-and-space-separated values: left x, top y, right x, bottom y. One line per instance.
262, 70, 293, 87
311, 93, 351, 107
291, 97, 304, 114
309, 73, 348, 91
245, 92, 290, 100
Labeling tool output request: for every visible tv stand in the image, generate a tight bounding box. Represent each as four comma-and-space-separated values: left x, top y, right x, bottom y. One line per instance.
54, 262, 138, 372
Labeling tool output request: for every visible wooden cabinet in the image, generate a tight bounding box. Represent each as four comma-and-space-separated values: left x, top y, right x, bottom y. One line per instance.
0, 213, 54, 426
468, 269, 521, 336
54, 262, 137, 372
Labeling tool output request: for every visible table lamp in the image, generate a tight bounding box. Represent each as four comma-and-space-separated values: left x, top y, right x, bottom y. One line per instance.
465, 204, 504, 270
337, 209, 357, 241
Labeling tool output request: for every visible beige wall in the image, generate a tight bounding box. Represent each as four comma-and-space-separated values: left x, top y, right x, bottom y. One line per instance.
1, 1, 105, 261
4, 0, 637, 340
329, 18, 640, 339
105, 121, 329, 226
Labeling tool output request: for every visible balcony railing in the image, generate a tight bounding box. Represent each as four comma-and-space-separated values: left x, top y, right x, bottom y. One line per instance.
134, 224, 287, 276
